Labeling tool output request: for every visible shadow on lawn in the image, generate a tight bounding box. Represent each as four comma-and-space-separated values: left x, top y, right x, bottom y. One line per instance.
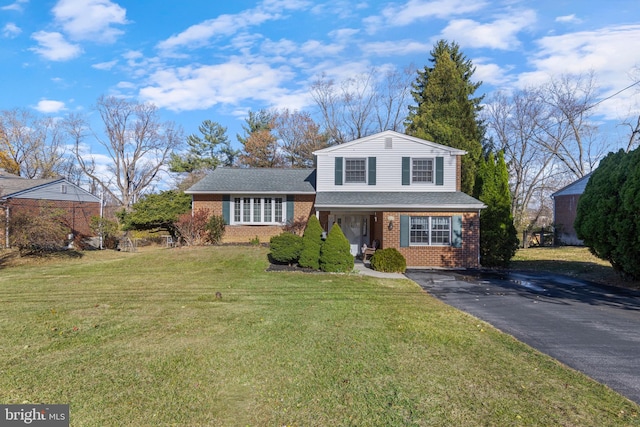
0, 249, 84, 270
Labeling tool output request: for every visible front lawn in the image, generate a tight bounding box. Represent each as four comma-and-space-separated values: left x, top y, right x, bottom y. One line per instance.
0, 246, 638, 425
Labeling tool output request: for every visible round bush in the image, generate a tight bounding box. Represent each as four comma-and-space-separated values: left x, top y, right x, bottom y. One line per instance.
269, 232, 303, 265
370, 248, 407, 273
319, 224, 354, 273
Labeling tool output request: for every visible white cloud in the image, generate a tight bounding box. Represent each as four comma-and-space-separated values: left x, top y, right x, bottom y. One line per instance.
30, 31, 82, 61
34, 99, 66, 113
556, 14, 582, 24
362, 40, 431, 56
52, 0, 127, 43
473, 60, 514, 86
373, 0, 488, 28
2, 22, 21, 38
518, 24, 640, 119
138, 61, 296, 111
1, 0, 28, 12
92, 60, 117, 70
157, 13, 256, 51
440, 10, 536, 50
156, 0, 308, 52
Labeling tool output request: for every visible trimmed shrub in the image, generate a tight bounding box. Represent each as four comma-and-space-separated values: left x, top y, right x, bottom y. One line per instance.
370, 248, 407, 273
319, 224, 354, 273
269, 232, 303, 265
298, 216, 323, 270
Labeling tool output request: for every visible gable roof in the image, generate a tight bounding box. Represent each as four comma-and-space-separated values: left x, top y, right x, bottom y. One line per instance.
551, 173, 592, 198
0, 174, 100, 203
185, 168, 317, 194
313, 130, 467, 156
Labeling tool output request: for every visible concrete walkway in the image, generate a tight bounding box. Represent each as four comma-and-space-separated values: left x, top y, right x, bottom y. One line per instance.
353, 260, 406, 279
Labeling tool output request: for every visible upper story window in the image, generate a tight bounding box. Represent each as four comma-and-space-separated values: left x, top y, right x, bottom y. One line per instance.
412, 158, 433, 183
344, 158, 366, 183
233, 196, 284, 224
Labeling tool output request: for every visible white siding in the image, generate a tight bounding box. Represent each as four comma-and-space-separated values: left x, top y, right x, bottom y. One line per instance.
316, 133, 459, 192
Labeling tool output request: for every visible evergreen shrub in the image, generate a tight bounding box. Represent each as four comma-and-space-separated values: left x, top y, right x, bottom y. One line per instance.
299, 216, 323, 270
269, 232, 303, 265
370, 248, 407, 273
319, 224, 354, 273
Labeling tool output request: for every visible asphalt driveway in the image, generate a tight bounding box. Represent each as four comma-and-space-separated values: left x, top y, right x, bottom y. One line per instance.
405, 269, 640, 405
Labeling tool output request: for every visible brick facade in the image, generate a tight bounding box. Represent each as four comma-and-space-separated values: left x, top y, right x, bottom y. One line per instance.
1, 198, 101, 248
192, 194, 316, 244
382, 210, 480, 268
317, 209, 480, 268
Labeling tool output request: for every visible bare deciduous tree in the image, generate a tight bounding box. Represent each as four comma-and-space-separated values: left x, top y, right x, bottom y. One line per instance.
273, 109, 329, 168
485, 73, 607, 232
535, 72, 602, 179
310, 66, 413, 144
69, 96, 183, 209
0, 109, 69, 178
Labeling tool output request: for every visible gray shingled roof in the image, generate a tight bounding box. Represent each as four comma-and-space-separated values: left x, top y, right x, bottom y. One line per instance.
185, 168, 316, 194
315, 191, 485, 210
0, 175, 60, 198
551, 173, 592, 197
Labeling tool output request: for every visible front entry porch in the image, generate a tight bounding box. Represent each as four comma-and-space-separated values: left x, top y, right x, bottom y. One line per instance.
322, 211, 382, 257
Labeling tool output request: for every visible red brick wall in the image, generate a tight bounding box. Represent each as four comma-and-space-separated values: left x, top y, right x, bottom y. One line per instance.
316, 209, 480, 268
381, 210, 480, 268
554, 194, 583, 245
1, 198, 101, 248
192, 194, 316, 244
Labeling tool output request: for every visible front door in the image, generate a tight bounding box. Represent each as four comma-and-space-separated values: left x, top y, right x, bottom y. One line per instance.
332, 214, 366, 256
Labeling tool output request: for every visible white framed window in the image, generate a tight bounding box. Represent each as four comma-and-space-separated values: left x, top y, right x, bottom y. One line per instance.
410, 216, 451, 246
232, 196, 285, 224
412, 158, 434, 183
344, 158, 366, 183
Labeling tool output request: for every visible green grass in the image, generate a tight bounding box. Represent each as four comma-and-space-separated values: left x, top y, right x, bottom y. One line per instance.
512, 246, 640, 289
1, 246, 639, 426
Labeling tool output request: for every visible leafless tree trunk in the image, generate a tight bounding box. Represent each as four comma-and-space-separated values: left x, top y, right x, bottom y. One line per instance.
68, 96, 183, 209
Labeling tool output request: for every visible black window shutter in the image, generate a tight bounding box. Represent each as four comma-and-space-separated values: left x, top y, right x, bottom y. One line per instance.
402, 157, 410, 186
436, 157, 444, 185
368, 157, 376, 185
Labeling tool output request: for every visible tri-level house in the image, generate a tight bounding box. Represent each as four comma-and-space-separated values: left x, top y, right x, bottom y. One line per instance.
186, 130, 485, 268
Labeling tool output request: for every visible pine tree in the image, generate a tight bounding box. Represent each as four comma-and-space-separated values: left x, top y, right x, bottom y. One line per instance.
405, 40, 484, 194
475, 151, 519, 267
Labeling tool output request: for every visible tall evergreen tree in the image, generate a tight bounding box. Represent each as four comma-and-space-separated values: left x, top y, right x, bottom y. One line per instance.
474, 151, 519, 267
405, 40, 484, 194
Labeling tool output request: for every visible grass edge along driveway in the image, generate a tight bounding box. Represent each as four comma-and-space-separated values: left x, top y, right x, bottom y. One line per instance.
0, 246, 638, 426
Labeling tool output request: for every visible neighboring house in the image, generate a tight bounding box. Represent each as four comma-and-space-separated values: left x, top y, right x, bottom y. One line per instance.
186, 130, 485, 268
551, 173, 592, 246
0, 170, 101, 248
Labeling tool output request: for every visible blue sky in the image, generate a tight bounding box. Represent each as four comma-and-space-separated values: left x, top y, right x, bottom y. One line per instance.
1, 0, 639, 160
